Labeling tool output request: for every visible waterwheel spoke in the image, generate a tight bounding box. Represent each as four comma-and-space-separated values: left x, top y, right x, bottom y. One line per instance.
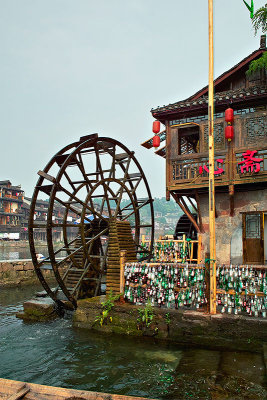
114, 156, 132, 217
76, 152, 93, 192
121, 199, 151, 221
94, 143, 112, 216
59, 185, 108, 223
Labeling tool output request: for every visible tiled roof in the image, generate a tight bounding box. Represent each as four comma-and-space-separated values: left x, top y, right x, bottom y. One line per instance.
151, 85, 267, 117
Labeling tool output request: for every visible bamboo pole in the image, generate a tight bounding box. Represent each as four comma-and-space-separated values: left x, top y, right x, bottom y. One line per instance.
197, 234, 202, 264
208, 0, 216, 314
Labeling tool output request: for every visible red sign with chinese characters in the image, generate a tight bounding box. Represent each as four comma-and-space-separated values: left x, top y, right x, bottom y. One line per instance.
238, 150, 263, 174
199, 158, 224, 176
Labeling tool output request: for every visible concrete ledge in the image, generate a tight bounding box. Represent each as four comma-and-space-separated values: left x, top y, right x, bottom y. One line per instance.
73, 296, 267, 352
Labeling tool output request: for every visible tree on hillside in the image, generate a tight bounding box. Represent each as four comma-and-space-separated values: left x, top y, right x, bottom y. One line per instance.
247, 3, 267, 75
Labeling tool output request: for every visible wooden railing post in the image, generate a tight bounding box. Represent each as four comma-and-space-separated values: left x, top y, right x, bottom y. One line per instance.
120, 250, 127, 294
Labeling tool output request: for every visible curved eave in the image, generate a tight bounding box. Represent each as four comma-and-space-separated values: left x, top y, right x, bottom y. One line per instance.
151, 87, 267, 121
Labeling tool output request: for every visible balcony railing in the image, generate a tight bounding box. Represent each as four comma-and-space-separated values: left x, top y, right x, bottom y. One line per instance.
170, 152, 228, 188
168, 147, 267, 190
235, 149, 267, 178
0, 194, 24, 201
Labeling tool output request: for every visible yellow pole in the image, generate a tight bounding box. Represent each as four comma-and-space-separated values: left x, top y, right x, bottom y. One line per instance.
208, 0, 216, 314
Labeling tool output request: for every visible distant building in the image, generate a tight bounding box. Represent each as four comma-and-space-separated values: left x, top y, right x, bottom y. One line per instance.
0, 181, 24, 238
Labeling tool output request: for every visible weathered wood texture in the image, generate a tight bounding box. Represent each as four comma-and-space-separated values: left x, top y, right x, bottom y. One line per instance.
167, 111, 267, 193
0, 378, 153, 400
106, 218, 137, 294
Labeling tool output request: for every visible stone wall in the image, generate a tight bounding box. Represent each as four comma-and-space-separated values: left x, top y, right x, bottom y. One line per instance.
73, 297, 267, 352
199, 188, 267, 265
0, 260, 57, 286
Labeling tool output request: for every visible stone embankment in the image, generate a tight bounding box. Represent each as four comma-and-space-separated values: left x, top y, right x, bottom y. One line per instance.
73, 297, 267, 353
0, 260, 57, 286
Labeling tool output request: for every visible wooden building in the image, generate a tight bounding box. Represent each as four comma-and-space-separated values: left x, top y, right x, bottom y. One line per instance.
0, 180, 24, 237
143, 36, 267, 265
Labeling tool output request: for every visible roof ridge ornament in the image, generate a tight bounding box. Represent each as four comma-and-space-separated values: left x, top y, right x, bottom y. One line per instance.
260, 34, 266, 49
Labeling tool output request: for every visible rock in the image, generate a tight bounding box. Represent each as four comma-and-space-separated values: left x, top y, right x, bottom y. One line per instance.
17, 298, 58, 321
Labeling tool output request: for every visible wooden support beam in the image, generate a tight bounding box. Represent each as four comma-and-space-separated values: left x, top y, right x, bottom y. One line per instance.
187, 196, 198, 214
171, 193, 201, 234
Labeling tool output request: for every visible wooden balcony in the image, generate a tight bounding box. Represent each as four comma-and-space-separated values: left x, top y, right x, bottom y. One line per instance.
167, 145, 267, 193
0, 194, 23, 202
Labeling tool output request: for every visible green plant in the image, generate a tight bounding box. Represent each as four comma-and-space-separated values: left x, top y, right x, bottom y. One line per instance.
247, 51, 267, 76
94, 291, 121, 327
165, 312, 171, 325
137, 301, 154, 328
246, 4, 267, 75
252, 3, 267, 35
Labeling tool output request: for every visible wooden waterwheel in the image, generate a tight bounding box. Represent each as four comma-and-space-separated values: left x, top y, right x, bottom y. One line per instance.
29, 134, 154, 309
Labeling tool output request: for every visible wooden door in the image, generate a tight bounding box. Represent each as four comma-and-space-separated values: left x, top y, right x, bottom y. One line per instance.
243, 213, 264, 264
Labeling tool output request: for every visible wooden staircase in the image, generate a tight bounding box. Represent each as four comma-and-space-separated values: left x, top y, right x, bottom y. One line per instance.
62, 233, 102, 300
65, 237, 84, 291
106, 218, 137, 295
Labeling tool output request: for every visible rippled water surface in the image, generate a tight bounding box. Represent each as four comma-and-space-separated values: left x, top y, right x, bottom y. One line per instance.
0, 243, 64, 261
0, 285, 266, 399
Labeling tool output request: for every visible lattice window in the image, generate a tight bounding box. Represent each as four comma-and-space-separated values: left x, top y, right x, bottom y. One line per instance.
245, 116, 267, 145
245, 214, 261, 239
203, 123, 224, 151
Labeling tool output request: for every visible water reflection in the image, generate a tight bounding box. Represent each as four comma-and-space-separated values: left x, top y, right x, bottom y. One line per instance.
0, 285, 266, 400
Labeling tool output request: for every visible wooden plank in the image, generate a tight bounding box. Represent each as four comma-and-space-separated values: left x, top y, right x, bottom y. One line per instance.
0, 378, 152, 400
7, 384, 30, 400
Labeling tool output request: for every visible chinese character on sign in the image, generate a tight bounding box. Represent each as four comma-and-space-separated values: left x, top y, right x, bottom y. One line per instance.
199, 158, 224, 176
238, 150, 263, 174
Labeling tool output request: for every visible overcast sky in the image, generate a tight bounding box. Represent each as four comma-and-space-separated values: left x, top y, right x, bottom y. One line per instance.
0, 0, 265, 199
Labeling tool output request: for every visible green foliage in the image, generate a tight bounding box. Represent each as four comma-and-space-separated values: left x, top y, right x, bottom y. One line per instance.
157, 216, 167, 224
94, 291, 121, 327
137, 302, 154, 328
247, 51, 267, 76
252, 3, 267, 35
164, 312, 171, 325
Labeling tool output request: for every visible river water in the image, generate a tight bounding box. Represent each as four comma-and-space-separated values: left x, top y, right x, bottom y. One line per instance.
0, 243, 63, 261
0, 284, 266, 399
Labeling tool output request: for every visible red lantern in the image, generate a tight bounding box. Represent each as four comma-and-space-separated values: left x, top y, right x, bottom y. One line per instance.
153, 135, 160, 148
225, 108, 234, 124
153, 120, 160, 134
225, 125, 234, 141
